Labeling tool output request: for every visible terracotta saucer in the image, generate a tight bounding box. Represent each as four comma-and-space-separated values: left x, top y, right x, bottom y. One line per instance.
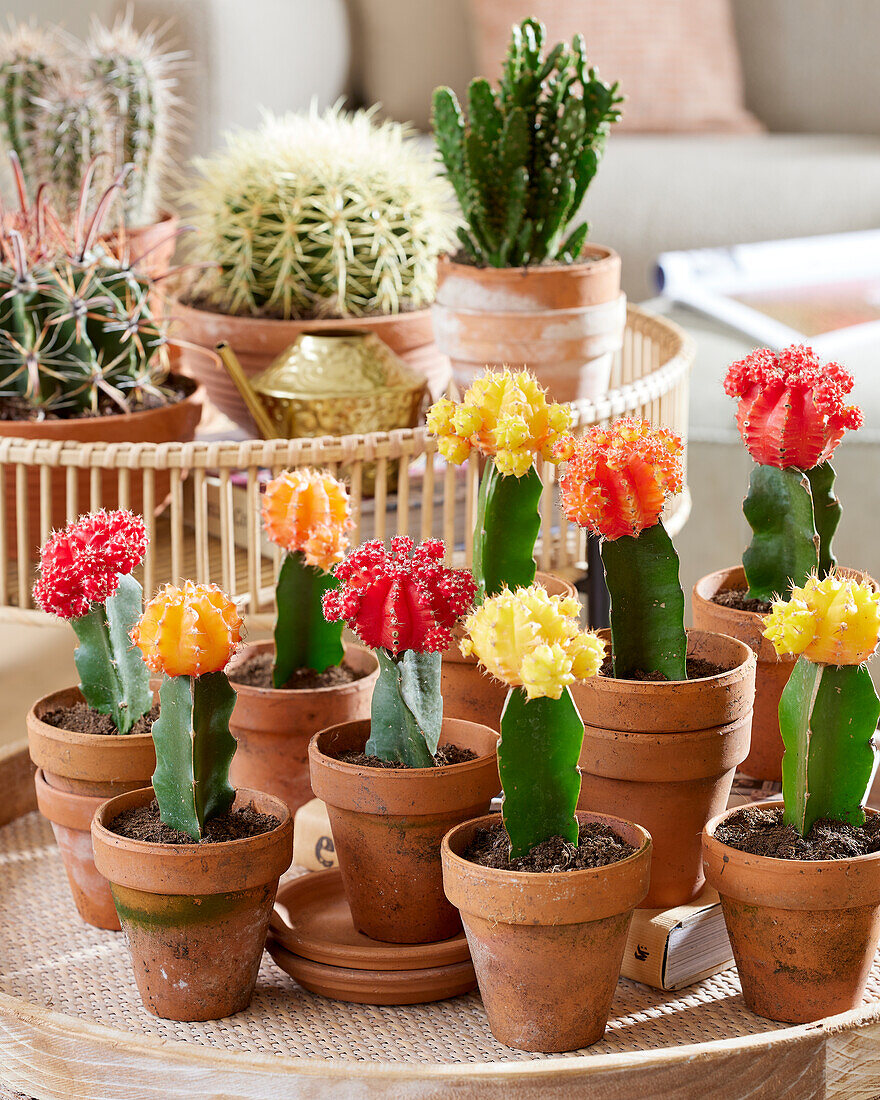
270, 870, 471, 970
266, 940, 477, 1005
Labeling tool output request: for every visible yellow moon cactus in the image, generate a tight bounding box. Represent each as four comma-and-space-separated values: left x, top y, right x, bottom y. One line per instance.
133, 581, 243, 678
261, 468, 351, 571
763, 574, 880, 666
461, 584, 605, 699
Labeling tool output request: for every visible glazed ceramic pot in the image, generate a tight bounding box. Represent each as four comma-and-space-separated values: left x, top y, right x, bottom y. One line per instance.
308, 718, 499, 944
442, 811, 651, 1052
27, 686, 157, 931
572, 630, 755, 908
170, 297, 450, 434
441, 572, 578, 731
92, 785, 292, 1021
703, 802, 880, 1023
692, 565, 875, 782
432, 250, 626, 403
228, 642, 379, 815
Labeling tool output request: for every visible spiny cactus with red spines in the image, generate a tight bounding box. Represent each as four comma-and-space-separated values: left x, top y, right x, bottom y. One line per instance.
323, 537, 477, 766
32, 509, 151, 734
723, 345, 864, 599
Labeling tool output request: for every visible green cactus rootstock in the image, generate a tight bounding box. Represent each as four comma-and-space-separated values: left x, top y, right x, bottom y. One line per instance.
273, 551, 344, 687
472, 462, 541, 599
151, 672, 237, 840
367, 649, 443, 768
742, 464, 819, 602
780, 657, 880, 836
71, 572, 152, 735
806, 461, 842, 577
499, 687, 583, 858
600, 522, 687, 680
432, 17, 623, 267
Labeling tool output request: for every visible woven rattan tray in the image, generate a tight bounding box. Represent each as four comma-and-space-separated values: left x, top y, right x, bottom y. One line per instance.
0, 742, 878, 1100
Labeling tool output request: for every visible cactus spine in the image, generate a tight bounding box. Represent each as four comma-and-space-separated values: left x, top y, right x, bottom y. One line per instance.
432, 17, 623, 267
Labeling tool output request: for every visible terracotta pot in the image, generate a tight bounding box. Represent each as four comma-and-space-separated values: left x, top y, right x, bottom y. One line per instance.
441, 571, 578, 731
692, 565, 875, 782
33, 768, 120, 930
308, 718, 499, 944
572, 630, 755, 908
92, 785, 293, 1021
170, 297, 451, 434
228, 642, 379, 815
432, 250, 626, 403
1, 352, 204, 558
105, 212, 180, 280
703, 801, 880, 1023
442, 811, 651, 1051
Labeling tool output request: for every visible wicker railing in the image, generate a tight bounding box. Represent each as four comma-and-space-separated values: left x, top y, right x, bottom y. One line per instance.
0, 306, 694, 612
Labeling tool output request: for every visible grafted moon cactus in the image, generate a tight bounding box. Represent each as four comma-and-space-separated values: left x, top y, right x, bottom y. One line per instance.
133, 582, 243, 839
262, 469, 351, 685
463, 586, 604, 857
724, 345, 863, 597
323, 537, 476, 767
763, 574, 880, 835
427, 369, 570, 597
557, 418, 687, 679
32, 509, 151, 735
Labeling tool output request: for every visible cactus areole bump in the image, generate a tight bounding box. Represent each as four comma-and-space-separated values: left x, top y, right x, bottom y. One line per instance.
724, 345, 863, 601
132, 581, 243, 840
322, 537, 477, 767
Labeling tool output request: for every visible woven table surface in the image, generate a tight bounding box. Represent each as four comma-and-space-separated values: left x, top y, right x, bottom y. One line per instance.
3, 811, 878, 1066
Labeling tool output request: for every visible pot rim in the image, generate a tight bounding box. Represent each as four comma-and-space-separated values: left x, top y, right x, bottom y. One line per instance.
584, 629, 756, 692
28, 686, 156, 750
437, 247, 620, 278
170, 296, 436, 329
34, 767, 109, 830
227, 641, 378, 701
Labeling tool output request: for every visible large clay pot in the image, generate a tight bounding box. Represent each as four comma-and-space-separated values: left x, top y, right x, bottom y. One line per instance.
692, 565, 875, 782
92, 785, 292, 1021
442, 811, 651, 1052
308, 718, 499, 944
572, 630, 755, 909
170, 298, 451, 434
432, 250, 626, 403
703, 801, 880, 1023
228, 642, 379, 815
27, 686, 157, 930
0, 350, 204, 558
441, 571, 577, 731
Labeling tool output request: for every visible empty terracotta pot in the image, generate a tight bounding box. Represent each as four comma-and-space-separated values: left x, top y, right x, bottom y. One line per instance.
228, 642, 379, 815
92, 785, 292, 1021
432, 250, 625, 403
703, 802, 880, 1023
33, 768, 120, 930
441, 572, 577, 731
308, 718, 499, 944
442, 811, 651, 1052
572, 630, 755, 908
693, 565, 875, 782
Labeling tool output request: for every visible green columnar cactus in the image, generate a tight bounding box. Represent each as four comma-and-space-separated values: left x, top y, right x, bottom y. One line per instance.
32, 510, 152, 735
764, 575, 880, 835
741, 465, 818, 601
806, 462, 842, 577
432, 17, 623, 267
183, 105, 458, 319
0, 24, 59, 182
462, 585, 605, 856
132, 582, 244, 840
0, 161, 169, 418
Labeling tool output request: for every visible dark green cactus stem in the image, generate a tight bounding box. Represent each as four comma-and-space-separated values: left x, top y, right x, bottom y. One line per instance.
432, 17, 622, 267
806, 462, 841, 577
71, 572, 151, 735
151, 672, 237, 840
472, 462, 541, 599
601, 522, 687, 680
742, 464, 819, 601
367, 649, 442, 768
780, 657, 880, 835
499, 686, 583, 857
273, 551, 344, 687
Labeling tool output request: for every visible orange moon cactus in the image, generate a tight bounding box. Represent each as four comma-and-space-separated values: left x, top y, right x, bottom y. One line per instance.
133, 581, 243, 678
261, 468, 351, 571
